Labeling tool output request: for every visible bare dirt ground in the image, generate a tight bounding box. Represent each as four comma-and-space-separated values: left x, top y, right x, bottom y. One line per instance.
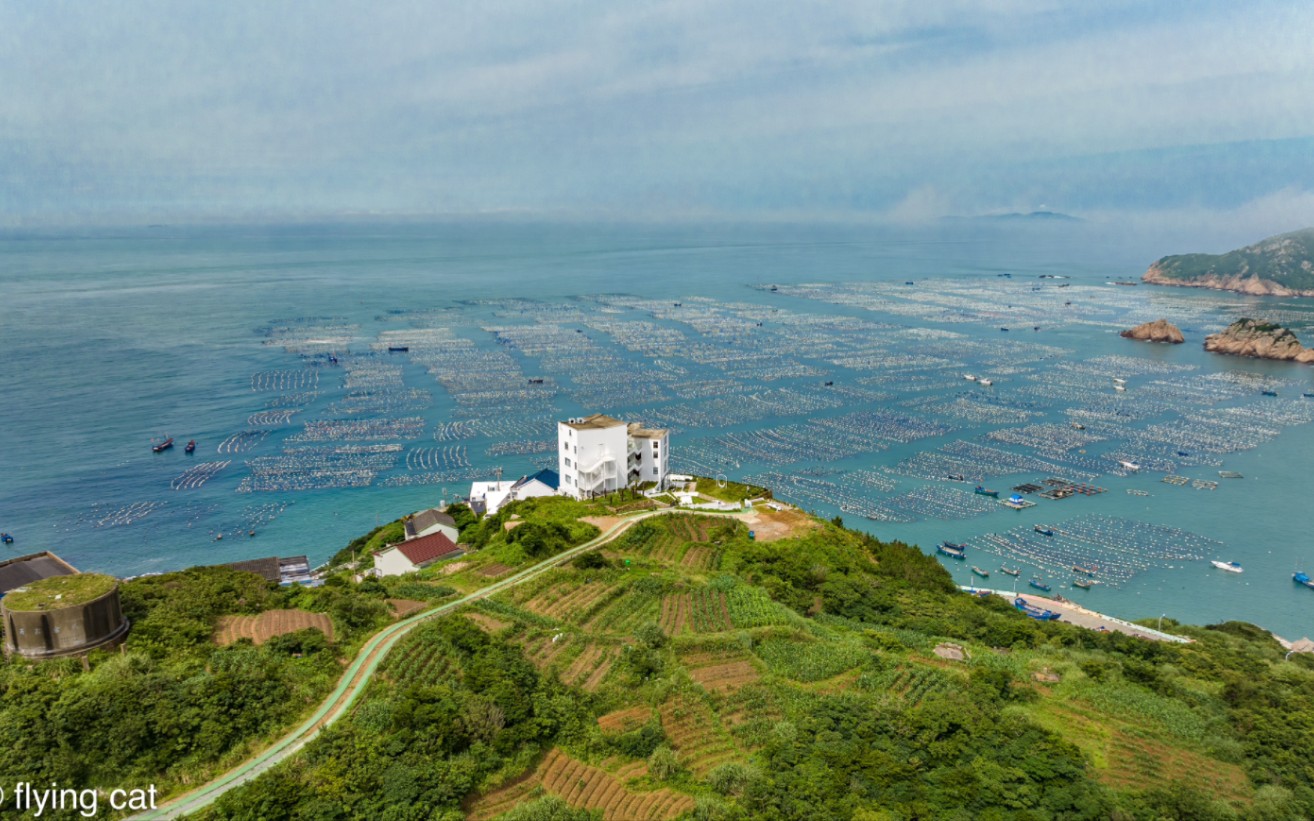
740, 505, 818, 541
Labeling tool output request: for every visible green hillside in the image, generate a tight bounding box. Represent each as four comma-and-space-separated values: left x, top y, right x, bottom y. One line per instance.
1147, 227, 1314, 291
194, 508, 1314, 821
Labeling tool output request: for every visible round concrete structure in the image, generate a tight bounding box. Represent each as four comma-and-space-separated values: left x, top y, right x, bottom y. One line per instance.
2, 574, 130, 659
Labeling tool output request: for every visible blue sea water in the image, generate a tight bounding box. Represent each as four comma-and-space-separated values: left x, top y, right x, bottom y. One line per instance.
1, 220, 1311, 638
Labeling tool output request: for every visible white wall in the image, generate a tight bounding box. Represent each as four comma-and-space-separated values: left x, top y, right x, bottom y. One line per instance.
374, 546, 417, 577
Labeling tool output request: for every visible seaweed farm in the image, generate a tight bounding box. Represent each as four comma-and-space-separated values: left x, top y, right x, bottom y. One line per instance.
16, 223, 1314, 638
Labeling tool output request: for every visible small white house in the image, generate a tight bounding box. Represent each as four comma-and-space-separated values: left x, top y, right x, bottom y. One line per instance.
557, 414, 669, 499
403, 508, 459, 543
373, 531, 464, 577
468, 469, 559, 516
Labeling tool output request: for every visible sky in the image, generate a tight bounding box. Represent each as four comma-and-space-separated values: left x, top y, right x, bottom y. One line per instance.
3, 1, 1314, 231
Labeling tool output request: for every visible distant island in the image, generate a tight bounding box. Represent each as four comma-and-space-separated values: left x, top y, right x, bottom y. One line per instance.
1120, 318, 1184, 344
1204, 318, 1314, 363
943, 210, 1083, 222
1143, 227, 1314, 296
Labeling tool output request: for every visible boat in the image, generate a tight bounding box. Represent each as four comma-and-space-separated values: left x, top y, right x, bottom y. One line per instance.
1029, 579, 1052, 592
963, 374, 978, 381
971, 566, 990, 578
1072, 565, 1097, 576
1218, 470, 1243, 479
1000, 327, 1009, 332
1295, 572, 1314, 590
387, 345, 409, 352
1210, 560, 1243, 574
1034, 525, 1054, 536
947, 473, 965, 482
974, 486, 999, 498
152, 437, 174, 453
1113, 377, 1127, 385
1070, 422, 1086, 430
1014, 597, 1062, 621
1118, 460, 1140, 472
978, 378, 994, 386
936, 541, 967, 560
1000, 565, 1021, 577
1303, 392, 1314, 398
1114, 384, 1127, 392
1262, 389, 1278, 397
1072, 578, 1093, 590
0, 533, 12, 545
184, 439, 196, 454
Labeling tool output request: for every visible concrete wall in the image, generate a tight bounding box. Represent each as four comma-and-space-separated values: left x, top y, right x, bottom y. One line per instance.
3, 587, 130, 659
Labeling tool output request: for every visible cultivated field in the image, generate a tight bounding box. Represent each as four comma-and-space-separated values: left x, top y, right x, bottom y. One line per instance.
214, 609, 334, 646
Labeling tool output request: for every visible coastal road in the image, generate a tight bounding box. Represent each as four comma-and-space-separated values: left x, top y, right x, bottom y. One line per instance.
967, 587, 1192, 643
132, 507, 744, 820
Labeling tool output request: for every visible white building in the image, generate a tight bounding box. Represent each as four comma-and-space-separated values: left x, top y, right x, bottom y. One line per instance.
373, 531, 464, 577
558, 414, 669, 499
403, 508, 460, 542
468, 469, 560, 516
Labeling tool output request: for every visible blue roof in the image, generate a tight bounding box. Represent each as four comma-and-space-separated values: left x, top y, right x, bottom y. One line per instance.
529, 468, 560, 490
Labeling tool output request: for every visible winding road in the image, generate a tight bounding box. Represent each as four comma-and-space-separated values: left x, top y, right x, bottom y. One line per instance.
133, 508, 742, 819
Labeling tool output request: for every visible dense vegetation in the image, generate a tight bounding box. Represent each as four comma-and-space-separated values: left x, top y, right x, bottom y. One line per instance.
1149, 226, 1314, 291
193, 509, 1314, 820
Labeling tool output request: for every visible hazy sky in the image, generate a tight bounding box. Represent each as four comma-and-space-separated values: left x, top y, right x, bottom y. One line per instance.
4, 1, 1313, 228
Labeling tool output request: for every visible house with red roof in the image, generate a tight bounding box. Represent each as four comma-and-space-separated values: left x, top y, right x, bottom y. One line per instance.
373, 530, 465, 577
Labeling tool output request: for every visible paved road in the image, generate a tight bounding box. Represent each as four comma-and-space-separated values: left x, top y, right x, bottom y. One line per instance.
966, 586, 1191, 643
133, 508, 742, 820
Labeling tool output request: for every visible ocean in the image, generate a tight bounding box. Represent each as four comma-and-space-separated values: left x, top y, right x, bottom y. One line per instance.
1, 220, 1311, 638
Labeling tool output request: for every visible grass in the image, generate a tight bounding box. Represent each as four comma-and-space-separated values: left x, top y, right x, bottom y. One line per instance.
693, 477, 767, 504
3, 573, 117, 610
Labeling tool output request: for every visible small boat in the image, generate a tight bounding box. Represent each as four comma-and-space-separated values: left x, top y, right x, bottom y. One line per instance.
904, 281, 914, 286
1000, 327, 1009, 332
184, 439, 196, 454
1262, 389, 1278, 397
1211, 560, 1243, 574
971, 566, 990, 578
1000, 565, 1021, 577
964, 374, 978, 381
1072, 565, 1097, 576
152, 437, 174, 453
947, 473, 965, 482
769, 285, 778, 291
1218, 471, 1243, 479
1118, 460, 1140, 472
387, 345, 409, 353
1014, 597, 1062, 621
0, 533, 13, 545
1113, 377, 1127, 385
1176, 450, 1190, 457
1126, 489, 1149, 496
1034, 525, 1054, 536
1303, 392, 1314, 398
974, 486, 999, 498
1070, 422, 1086, 430
1114, 384, 1127, 392
327, 353, 338, 364
937, 541, 967, 560
1029, 579, 1052, 592
1072, 578, 1093, 590
978, 378, 994, 386
1295, 572, 1314, 590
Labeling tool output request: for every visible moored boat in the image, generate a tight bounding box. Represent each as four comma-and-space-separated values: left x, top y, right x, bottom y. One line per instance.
963, 374, 977, 381
185, 439, 197, 454
1294, 572, 1314, 590
1072, 565, 1097, 576
387, 345, 409, 352
1034, 525, 1054, 536
1218, 470, 1243, 479
1211, 560, 1243, 574
971, 565, 989, 578
152, 437, 174, 453
1262, 389, 1278, 397
978, 378, 994, 386
1000, 565, 1021, 577
1029, 578, 1052, 592
0, 533, 13, 545
1014, 597, 1062, 621
937, 541, 967, 560
974, 485, 999, 498
1072, 578, 1093, 590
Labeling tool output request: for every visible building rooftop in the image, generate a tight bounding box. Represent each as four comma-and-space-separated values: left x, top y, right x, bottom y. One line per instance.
563, 413, 625, 431
404, 508, 457, 540
2, 573, 116, 611
514, 468, 560, 491
627, 422, 669, 438
380, 531, 463, 567
0, 552, 79, 596
225, 556, 282, 583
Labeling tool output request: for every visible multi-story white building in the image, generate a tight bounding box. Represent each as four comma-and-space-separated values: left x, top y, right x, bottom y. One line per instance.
558, 414, 669, 499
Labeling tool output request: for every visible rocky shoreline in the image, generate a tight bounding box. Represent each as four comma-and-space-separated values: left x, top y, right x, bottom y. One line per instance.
1203, 318, 1314, 363
1120, 318, 1184, 344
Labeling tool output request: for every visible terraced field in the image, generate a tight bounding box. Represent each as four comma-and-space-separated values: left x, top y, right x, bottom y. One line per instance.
659, 696, 741, 776
214, 609, 334, 645
678, 646, 762, 693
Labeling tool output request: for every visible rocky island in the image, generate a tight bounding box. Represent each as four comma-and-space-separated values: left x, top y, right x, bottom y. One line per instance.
1143, 226, 1314, 296
1120, 318, 1184, 344
1204, 318, 1314, 363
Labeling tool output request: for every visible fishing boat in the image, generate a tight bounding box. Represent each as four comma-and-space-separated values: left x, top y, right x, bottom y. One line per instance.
1034, 525, 1054, 536
1210, 560, 1243, 573
0, 533, 12, 545
152, 437, 174, 453
1113, 377, 1127, 385
1114, 384, 1127, 392
1014, 597, 1062, 621
1262, 389, 1278, 397
979, 378, 994, 386
999, 565, 1021, 577
1118, 460, 1141, 472
936, 541, 967, 560
1072, 565, 1097, 576
184, 439, 196, 454
1295, 572, 1314, 590
971, 566, 990, 578
974, 486, 999, 498
1029, 579, 1052, 592
1303, 391, 1314, 398
1072, 578, 1094, 590
1000, 327, 1009, 332
387, 345, 409, 353
947, 473, 965, 482
963, 374, 977, 381
1070, 422, 1086, 430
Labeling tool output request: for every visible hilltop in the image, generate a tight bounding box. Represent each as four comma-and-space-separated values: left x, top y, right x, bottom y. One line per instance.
1143, 227, 1314, 295
1204, 318, 1314, 363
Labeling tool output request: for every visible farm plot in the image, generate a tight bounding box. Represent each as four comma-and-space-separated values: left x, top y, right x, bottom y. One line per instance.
520, 580, 613, 621
560, 643, 622, 692
726, 586, 797, 629
381, 632, 457, 686
690, 588, 732, 633
214, 609, 333, 646
680, 545, 720, 571
468, 748, 693, 821
478, 562, 513, 577
678, 646, 762, 694
753, 636, 869, 682
598, 706, 652, 734
387, 599, 428, 618
659, 593, 690, 636
583, 589, 661, 635
879, 664, 960, 707
519, 631, 574, 672
659, 696, 741, 776
463, 611, 510, 633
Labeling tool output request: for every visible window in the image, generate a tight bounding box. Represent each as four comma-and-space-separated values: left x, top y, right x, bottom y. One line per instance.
563, 441, 569, 451
564, 475, 572, 485
564, 458, 571, 468
653, 467, 658, 475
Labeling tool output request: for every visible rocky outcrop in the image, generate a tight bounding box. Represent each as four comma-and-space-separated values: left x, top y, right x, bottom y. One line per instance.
1143, 227, 1314, 296
1203, 318, 1314, 363
1120, 319, 1184, 344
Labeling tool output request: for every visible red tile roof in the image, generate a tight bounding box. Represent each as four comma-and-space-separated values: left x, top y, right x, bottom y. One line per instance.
382, 531, 462, 567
